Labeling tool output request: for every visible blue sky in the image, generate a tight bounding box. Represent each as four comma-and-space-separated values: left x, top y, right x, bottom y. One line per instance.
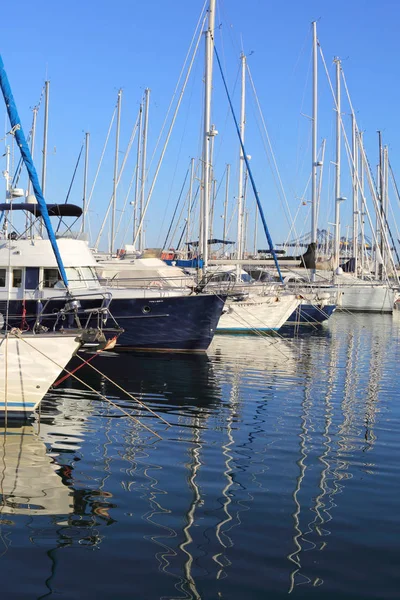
2, 0, 400, 251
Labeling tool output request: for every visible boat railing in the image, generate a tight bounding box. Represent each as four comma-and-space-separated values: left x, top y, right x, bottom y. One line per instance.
97, 274, 195, 291
34, 291, 121, 334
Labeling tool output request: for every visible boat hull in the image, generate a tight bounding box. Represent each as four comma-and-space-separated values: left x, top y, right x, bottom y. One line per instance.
0, 333, 81, 416
217, 294, 300, 332
109, 294, 225, 350
336, 285, 399, 313
2, 294, 225, 352
286, 303, 336, 324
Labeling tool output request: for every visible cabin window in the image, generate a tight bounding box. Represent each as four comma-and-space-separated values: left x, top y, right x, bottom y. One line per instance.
0, 269, 5, 287
12, 269, 22, 288
209, 273, 233, 283
25, 267, 40, 290
65, 267, 82, 288
81, 267, 98, 283
43, 268, 60, 288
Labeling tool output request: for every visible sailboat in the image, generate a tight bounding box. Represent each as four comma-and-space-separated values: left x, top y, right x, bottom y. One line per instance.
193, 1, 301, 332
276, 24, 400, 314
0, 55, 121, 417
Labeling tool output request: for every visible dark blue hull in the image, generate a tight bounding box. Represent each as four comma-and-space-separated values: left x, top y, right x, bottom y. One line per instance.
286, 303, 336, 324
2, 294, 225, 352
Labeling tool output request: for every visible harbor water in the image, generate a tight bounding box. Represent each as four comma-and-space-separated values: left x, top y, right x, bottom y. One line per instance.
1, 312, 399, 599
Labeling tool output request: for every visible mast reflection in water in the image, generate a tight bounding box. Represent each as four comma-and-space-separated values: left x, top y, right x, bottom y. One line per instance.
0, 313, 399, 599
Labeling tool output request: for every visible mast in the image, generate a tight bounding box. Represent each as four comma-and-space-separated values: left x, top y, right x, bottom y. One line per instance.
208, 125, 217, 241
4, 145, 10, 196
186, 157, 195, 253
110, 88, 122, 255
138, 88, 150, 253
223, 163, 230, 244
311, 22, 318, 254
82, 132, 90, 234
333, 57, 342, 273
383, 144, 389, 277
27, 107, 38, 235
200, 0, 216, 270
236, 52, 246, 260
41, 80, 49, 196
359, 131, 365, 277
40, 81, 50, 237
351, 114, 358, 274
378, 130, 384, 280
133, 103, 143, 244
27, 106, 38, 197
253, 204, 258, 256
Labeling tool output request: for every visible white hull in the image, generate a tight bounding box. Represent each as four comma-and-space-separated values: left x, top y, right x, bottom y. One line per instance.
337, 284, 399, 313
0, 333, 81, 415
217, 294, 300, 332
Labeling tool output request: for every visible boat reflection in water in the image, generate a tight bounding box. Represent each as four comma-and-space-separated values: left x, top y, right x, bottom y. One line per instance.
0, 425, 73, 516
285, 314, 392, 594
0, 314, 396, 599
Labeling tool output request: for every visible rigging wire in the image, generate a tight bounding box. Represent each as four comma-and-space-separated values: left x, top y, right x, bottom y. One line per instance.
246, 64, 296, 235
162, 165, 190, 250
82, 104, 117, 232
55, 141, 84, 233
320, 45, 398, 285
114, 110, 141, 241
213, 42, 283, 282
95, 102, 141, 249
132, 10, 207, 249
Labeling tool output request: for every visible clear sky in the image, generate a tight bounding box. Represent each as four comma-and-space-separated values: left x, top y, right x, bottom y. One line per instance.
2, 0, 400, 252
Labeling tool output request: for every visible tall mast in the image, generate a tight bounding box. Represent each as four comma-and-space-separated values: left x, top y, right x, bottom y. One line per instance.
378, 130, 384, 280
311, 22, 318, 251
208, 126, 216, 241
223, 163, 230, 244
253, 205, 258, 256
333, 57, 341, 273
351, 114, 358, 274
200, 0, 216, 270
359, 131, 365, 277
27, 107, 38, 235
138, 88, 150, 252
110, 88, 122, 255
133, 103, 143, 244
236, 52, 246, 260
41, 80, 49, 196
383, 144, 389, 276
40, 80, 50, 236
186, 157, 195, 252
82, 132, 90, 234
27, 106, 38, 197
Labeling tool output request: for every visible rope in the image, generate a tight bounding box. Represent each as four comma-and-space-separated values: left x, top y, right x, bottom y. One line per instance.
20, 300, 29, 332
74, 354, 171, 427
12, 332, 165, 439
52, 352, 97, 387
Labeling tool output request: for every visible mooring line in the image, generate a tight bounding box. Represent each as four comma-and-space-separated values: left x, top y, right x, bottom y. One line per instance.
13, 332, 164, 439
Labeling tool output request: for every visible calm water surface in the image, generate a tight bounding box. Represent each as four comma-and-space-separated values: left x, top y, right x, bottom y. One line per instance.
1, 312, 400, 599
